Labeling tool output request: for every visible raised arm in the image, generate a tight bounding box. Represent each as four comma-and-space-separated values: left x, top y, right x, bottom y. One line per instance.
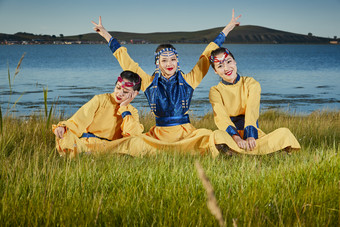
215, 9, 241, 46
91, 17, 152, 91
184, 9, 241, 88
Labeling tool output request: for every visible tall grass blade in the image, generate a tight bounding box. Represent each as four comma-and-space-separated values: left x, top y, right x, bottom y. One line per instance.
14, 53, 26, 80
43, 88, 56, 130
7, 61, 11, 94
47, 102, 54, 130
5, 53, 25, 115
7, 93, 24, 113
43, 86, 48, 118
0, 104, 2, 134
52, 96, 59, 117
0, 134, 15, 153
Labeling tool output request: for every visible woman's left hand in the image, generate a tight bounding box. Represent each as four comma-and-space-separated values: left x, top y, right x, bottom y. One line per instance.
246, 137, 256, 151
91, 16, 112, 42
222, 9, 242, 36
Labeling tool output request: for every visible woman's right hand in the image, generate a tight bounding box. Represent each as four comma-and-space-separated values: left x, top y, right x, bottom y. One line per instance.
54, 126, 66, 139
91, 16, 112, 42
232, 135, 248, 150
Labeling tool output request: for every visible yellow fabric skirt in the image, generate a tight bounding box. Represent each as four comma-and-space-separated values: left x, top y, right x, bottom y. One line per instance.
55, 124, 300, 158
214, 127, 301, 155
55, 123, 221, 158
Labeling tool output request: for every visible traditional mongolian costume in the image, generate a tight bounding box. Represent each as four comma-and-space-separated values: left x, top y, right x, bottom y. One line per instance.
209, 51, 301, 154
52, 93, 144, 158
107, 33, 229, 157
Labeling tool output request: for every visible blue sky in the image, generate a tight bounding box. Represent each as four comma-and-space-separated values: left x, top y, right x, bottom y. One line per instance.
0, 0, 339, 38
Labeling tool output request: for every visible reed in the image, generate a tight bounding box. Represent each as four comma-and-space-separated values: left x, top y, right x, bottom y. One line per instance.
4, 53, 26, 115
0, 105, 2, 135
0, 110, 339, 226
43, 86, 57, 131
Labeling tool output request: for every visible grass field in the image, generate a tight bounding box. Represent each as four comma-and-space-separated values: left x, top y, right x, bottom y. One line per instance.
0, 110, 339, 226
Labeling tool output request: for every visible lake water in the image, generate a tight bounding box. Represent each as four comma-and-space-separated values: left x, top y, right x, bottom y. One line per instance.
1, 44, 340, 117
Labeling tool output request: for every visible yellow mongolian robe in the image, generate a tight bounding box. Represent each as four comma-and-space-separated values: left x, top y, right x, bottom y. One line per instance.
110, 42, 222, 157
209, 76, 301, 155
52, 93, 144, 158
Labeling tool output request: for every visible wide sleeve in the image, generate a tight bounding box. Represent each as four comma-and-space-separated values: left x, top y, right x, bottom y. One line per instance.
183, 42, 219, 89
244, 78, 261, 139
183, 32, 226, 89
53, 95, 100, 137
109, 38, 153, 92
116, 105, 144, 137
209, 87, 240, 137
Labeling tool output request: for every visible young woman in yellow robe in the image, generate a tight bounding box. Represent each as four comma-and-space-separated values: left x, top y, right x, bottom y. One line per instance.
52, 70, 144, 158
90, 10, 242, 157
209, 47, 301, 155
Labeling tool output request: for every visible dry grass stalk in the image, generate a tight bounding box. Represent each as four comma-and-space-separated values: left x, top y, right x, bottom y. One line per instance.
195, 161, 226, 227
233, 218, 238, 227
14, 53, 26, 79
95, 194, 103, 225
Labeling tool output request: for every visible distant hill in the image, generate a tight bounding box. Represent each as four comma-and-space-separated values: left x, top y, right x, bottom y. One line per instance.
0, 25, 336, 44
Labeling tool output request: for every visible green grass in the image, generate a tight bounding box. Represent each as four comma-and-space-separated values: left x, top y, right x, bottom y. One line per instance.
0, 110, 339, 226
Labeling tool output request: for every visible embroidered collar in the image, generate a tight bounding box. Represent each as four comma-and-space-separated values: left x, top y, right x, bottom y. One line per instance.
222, 74, 240, 85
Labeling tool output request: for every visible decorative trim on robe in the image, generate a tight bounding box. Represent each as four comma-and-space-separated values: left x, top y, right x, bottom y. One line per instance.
226, 125, 240, 137
108, 37, 121, 53
81, 132, 111, 141
222, 74, 240, 85
213, 32, 226, 47
244, 125, 259, 139
226, 114, 259, 139
121, 111, 132, 119
155, 114, 190, 127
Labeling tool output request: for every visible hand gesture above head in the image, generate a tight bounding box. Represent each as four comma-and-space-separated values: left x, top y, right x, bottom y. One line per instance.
91, 16, 112, 42
222, 9, 242, 36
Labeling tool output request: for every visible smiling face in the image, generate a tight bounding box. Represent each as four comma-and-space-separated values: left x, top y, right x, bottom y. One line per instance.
158, 51, 178, 79
213, 52, 238, 84
113, 79, 135, 104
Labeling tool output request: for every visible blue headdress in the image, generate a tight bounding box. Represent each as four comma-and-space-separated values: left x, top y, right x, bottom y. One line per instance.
154, 48, 181, 77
